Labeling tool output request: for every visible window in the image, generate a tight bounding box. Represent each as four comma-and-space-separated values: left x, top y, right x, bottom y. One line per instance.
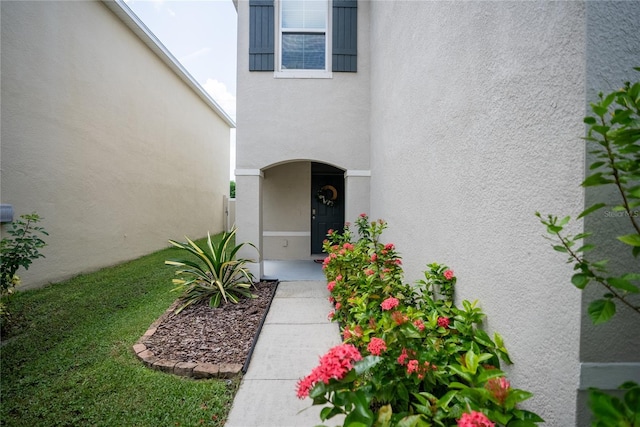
249, 0, 357, 74
280, 0, 328, 71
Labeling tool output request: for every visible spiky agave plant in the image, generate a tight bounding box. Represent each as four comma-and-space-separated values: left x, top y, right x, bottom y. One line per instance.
165, 227, 258, 313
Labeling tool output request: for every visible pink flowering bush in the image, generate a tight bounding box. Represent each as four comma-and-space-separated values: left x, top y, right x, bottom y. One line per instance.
299, 215, 543, 427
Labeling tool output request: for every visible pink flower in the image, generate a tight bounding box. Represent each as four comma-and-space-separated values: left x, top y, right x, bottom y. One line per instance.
323, 256, 331, 265
296, 344, 362, 399
406, 360, 419, 374
343, 242, 354, 251
380, 297, 399, 311
394, 258, 402, 265
367, 337, 387, 356
413, 319, 425, 331
359, 213, 367, 218
327, 281, 336, 292
328, 296, 335, 303
371, 253, 378, 262
343, 327, 352, 340
327, 229, 334, 235
444, 269, 455, 280
397, 348, 409, 365
365, 268, 375, 276
485, 377, 510, 404
335, 302, 342, 310
384, 243, 395, 251
328, 311, 334, 320
391, 310, 408, 325
336, 274, 343, 281
457, 411, 495, 427
437, 317, 450, 329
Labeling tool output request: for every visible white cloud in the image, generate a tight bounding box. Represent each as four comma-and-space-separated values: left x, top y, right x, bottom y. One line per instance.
203, 78, 236, 121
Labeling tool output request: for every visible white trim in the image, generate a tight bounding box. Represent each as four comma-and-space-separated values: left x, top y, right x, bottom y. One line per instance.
345, 170, 371, 177
275, 0, 332, 77
580, 362, 640, 390
235, 169, 264, 177
263, 231, 311, 237
274, 71, 333, 79
101, 0, 235, 128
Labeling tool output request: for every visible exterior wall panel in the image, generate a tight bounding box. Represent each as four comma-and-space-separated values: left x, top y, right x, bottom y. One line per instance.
0, 0, 231, 289
369, 2, 586, 424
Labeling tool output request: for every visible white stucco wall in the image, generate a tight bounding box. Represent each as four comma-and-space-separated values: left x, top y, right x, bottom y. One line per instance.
1, 0, 231, 289
236, 0, 371, 170
369, 2, 585, 424
262, 162, 312, 259
235, 0, 372, 263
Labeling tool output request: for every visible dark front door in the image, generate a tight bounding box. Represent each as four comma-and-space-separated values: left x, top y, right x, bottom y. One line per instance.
311, 166, 344, 254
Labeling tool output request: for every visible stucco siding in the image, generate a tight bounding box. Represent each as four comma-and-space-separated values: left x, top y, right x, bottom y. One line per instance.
1, 0, 231, 288
369, 2, 585, 424
235, 0, 371, 172
262, 162, 312, 259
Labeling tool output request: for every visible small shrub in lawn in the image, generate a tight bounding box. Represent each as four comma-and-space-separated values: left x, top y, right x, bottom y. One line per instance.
166, 227, 259, 312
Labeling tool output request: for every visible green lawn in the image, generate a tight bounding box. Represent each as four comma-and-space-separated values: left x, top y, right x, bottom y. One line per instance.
1, 236, 239, 427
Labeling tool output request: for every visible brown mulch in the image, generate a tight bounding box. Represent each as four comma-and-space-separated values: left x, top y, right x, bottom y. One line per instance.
142, 281, 277, 366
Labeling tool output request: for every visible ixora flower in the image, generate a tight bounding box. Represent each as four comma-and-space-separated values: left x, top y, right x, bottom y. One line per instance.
327, 281, 336, 292
443, 269, 455, 280
296, 344, 363, 399
367, 337, 387, 356
380, 296, 399, 311
437, 316, 450, 328
457, 411, 495, 427
485, 377, 511, 404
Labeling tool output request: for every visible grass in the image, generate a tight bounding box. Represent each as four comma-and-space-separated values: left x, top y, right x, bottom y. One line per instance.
0, 235, 240, 427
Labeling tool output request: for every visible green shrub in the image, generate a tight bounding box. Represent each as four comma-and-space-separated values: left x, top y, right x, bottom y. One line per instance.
166, 227, 258, 312
0, 212, 48, 321
301, 215, 542, 426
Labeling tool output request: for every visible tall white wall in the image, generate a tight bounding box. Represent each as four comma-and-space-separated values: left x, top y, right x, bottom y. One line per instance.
235, 0, 371, 171
369, 2, 586, 424
235, 0, 372, 262
1, 1, 231, 288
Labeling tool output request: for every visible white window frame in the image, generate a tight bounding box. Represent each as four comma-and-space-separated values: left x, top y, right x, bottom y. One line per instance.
274, 0, 333, 79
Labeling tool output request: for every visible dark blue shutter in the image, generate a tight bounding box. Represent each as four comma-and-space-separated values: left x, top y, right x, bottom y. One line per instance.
332, 0, 357, 72
249, 0, 274, 71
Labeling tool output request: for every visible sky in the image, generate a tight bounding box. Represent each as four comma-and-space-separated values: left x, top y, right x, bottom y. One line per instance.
124, 0, 238, 179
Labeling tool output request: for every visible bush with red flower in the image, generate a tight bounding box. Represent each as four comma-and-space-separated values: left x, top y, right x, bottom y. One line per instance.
299, 215, 543, 426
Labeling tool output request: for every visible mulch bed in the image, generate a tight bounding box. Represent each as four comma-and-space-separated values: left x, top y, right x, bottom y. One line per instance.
142, 281, 277, 367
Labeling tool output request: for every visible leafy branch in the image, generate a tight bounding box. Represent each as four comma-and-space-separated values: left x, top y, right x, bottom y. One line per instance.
537, 71, 640, 325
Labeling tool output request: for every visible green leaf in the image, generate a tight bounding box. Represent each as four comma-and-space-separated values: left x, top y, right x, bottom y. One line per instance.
582, 173, 613, 187
464, 350, 479, 374
504, 389, 533, 411
355, 356, 382, 375
577, 203, 607, 219
571, 273, 590, 289
396, 415, 424, 427
607, 277, 639, 293
584, 116, 597, 125
374, 404, 392, 427
618, 233, 640, 247
588, 299, 616, 324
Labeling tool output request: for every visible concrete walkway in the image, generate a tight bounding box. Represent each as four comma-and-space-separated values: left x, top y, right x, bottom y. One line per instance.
225, 278, 342, 426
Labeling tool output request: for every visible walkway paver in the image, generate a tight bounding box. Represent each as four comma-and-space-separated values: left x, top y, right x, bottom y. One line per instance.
226, 280, 343, 427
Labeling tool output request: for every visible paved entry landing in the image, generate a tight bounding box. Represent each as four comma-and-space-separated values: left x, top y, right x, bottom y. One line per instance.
225, 281, 343, 427
263, 259, 326, 281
